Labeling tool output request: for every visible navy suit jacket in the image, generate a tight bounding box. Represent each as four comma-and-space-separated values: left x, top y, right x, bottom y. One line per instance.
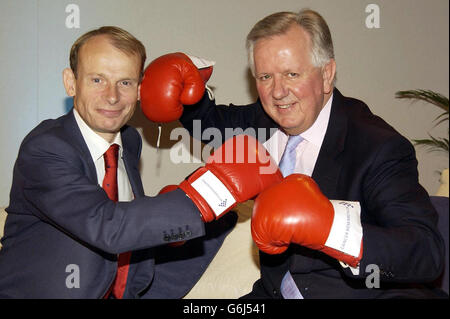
180, 88, 446, 298
0, 110, 236, 298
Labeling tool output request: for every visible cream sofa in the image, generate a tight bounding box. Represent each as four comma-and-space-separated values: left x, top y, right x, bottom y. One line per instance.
184, 200, 260, 298
437, 169, 449, 197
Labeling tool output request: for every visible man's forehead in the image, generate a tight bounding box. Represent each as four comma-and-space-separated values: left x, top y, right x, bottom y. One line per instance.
78, 35, 116, 56
78, 37, 139, 70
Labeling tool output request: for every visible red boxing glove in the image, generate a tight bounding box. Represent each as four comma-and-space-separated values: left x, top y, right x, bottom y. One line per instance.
140, 52, 212, 123
179, 134, 283, 223
158, 184, 179, 195
251, 174, 363, 267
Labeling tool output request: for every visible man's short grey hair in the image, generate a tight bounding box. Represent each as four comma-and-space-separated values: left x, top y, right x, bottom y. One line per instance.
246, 9, 335, 76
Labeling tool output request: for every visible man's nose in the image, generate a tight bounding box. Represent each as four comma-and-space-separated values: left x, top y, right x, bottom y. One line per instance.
106, 84, 120, 104
272, 76, 288, 100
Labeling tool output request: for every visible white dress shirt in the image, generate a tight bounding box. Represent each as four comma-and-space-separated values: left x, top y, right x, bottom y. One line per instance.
263, 94, 333, 175
73, 109, 134, 202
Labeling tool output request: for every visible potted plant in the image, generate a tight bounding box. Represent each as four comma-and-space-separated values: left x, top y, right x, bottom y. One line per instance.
396, 89, 449, 196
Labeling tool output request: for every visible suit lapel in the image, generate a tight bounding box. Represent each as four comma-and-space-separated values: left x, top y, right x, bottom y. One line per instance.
62, 110, 98, 183
121, 126, 145, 198
311, 89, 348, 199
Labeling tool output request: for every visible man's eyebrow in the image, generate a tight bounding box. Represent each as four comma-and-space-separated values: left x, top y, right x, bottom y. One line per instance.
120, 77, 139, 81
86, 73, 139, 81
86, 72, 105, 77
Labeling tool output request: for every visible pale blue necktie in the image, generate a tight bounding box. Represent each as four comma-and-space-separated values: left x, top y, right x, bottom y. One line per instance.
279, 134, 304, 177
278, 134, 304, 299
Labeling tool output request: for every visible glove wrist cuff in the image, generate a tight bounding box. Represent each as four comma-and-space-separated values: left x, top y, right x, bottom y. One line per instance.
180, 167, 238, 222
178, 177, 214, 222
323, 200, 363, 267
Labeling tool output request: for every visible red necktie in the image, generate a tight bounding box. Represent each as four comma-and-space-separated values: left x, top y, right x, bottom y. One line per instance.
103, 144, 131, 299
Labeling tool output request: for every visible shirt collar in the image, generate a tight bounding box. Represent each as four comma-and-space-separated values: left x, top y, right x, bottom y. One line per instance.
73, 108, 123, 162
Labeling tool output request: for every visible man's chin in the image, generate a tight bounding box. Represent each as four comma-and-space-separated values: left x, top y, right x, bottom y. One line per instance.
278, 120, 304, 136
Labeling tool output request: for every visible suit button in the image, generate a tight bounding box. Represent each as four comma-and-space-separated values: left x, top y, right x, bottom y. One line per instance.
273, 289, 278, 296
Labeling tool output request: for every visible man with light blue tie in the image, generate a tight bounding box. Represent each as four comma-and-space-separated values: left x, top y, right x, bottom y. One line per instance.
140, 9, 447, 298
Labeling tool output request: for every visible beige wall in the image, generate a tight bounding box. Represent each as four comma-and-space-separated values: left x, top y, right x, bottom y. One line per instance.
0, 0, 448, 206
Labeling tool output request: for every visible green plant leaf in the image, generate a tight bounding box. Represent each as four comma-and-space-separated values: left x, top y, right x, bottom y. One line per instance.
396, 89, 449, 155
396, 89, 449, 111
413, 135, 449, 153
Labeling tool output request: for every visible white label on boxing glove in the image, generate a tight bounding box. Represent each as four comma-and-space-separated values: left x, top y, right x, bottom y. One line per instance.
325, 201, 363, 258
190, 170, 236, 218
187, 54, 216, 69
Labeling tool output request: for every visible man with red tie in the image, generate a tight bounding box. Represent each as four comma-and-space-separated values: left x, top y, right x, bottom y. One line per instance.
0, 26, 283, 298
140, 9, 447, 298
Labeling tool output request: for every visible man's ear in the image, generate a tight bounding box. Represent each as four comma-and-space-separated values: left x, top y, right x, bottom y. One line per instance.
137, 83, 141, 101
322, 59, 336, 94
63, 68, 76, 97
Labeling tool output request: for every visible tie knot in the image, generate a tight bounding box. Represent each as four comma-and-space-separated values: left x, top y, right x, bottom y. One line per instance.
285, 134, 304, 151
104, 144, 119, 168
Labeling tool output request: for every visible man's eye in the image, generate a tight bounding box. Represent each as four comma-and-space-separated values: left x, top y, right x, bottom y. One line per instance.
92, 78, 101, 83
258, 74, 271, 81
287, 72, 299, 78
121, 81, 131, 86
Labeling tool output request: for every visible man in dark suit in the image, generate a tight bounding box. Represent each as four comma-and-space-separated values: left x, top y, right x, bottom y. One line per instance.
0, 26, 283, 298
141, 9, 447, 298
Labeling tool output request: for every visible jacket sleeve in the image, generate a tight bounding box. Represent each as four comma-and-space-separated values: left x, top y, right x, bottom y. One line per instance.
141, 211, 238, 298
17, 132, 206, 254
343, 135, 445, 283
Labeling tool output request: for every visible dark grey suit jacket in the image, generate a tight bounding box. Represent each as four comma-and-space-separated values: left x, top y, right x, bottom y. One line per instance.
180, 88, 446, 298
0, 110, 236, 298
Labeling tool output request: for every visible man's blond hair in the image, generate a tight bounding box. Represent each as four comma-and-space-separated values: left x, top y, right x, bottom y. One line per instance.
69, 26, 146, 81
246, 9, 335, 77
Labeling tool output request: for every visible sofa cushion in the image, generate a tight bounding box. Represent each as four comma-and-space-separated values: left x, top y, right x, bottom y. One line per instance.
184, 200, 260, 299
